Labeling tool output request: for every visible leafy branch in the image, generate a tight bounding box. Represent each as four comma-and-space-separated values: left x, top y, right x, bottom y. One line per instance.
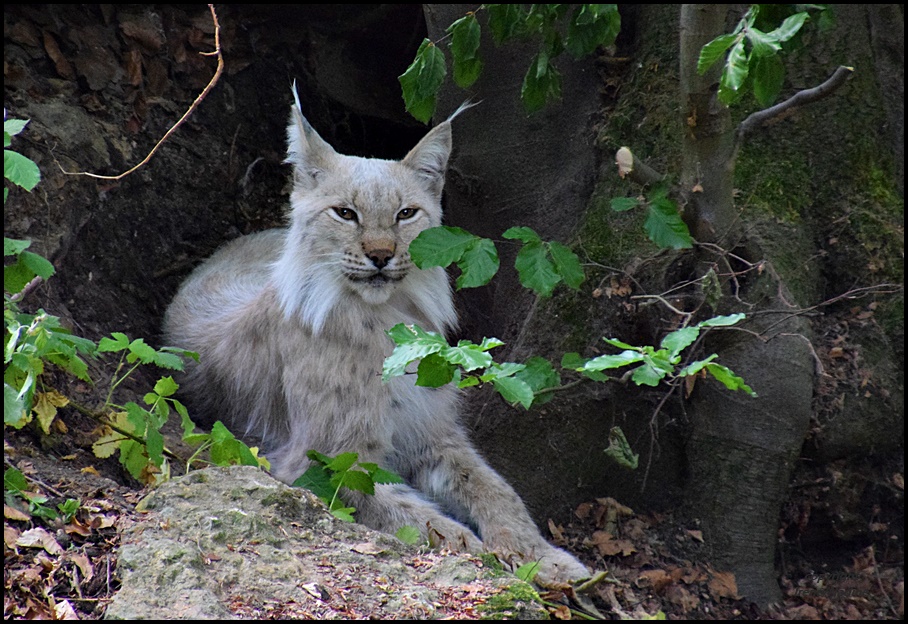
400, 4, 621, 121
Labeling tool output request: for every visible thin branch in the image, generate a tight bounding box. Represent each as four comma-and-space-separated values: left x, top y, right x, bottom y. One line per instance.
56, 5, 223, 181
735, 65, 854, 146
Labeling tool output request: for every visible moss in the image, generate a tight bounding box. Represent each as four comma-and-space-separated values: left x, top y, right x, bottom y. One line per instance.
476, 579, 546, 620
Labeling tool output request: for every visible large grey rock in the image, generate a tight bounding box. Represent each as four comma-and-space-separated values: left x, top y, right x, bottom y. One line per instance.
105, 466, 546, 620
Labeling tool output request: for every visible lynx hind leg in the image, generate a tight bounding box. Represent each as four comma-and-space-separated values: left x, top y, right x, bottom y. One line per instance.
347, 483, 483, 553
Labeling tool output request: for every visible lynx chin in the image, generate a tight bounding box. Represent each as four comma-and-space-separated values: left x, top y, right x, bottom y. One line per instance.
163, 86, 589, 586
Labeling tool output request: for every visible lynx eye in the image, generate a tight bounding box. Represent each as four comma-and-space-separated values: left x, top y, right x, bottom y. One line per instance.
397, 207, 419, 221
332, 207, 358, 222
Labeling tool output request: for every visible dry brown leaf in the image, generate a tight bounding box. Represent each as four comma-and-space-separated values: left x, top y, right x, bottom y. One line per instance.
351, 542, 384, 555
69, 552, 94, 582
707, 570, 739, 600
54, 598, 80, 620
665, 583, 700, 610
637, 568, 672, 592
550, 604, 573, 620
16, 527, 64, 555
686, 529, 704, 542
5, 503, 31, 522
4, 524, 22, 549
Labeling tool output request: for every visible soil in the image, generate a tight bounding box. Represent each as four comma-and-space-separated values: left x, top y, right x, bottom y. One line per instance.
4, 4, 903, 620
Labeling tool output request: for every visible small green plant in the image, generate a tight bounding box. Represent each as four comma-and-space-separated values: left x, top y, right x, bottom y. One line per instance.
4, 465, 80, 523
400, 4, 621, 121
4, 117, 266, 487
292, 450, 406, 522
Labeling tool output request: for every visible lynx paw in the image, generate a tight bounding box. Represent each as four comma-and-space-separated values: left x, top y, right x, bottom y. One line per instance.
531, 546, 590, 587
425, 518, 483, 553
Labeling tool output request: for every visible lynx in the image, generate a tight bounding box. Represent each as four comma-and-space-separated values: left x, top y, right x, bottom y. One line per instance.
163, 88, 589, 586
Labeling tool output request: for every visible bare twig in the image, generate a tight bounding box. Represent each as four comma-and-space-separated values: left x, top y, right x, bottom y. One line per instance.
735, 65, 854, 146
56, 5, 223, 181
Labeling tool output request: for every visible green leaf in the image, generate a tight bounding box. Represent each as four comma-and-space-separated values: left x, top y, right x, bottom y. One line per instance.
603, 426, 638, 469
660, 326, 700, 360
4, 237, 31, 256
396, 525, 422, 545
127, 338, 157, 364
565, 4, 620, 59
718, 40, 749, 105
610, 196, 640, 212
513, 241, 560, 297
631, 362, 666, 386
152, 350, 185, 371
486, 4, 525, 43
399, 39, 447, 123
697, 313, 745, 328
327, 452, 359, 474
409, 226, 480, 269
98, 332, 131, 353
705, 363, 757, 397
752, 53, 785, 107
448, 14, 483, 88
515, 560, 541, 583
153, 375, 179, 398
521, 51, 562, 113
745, 27, 781, 58
4, 383, 27, 426
340, 469, 375, 496
415, 352, 456, 387
330, 507, 356, 523
4, 466, 28, 493
293, 464, 334, 500
581, 350, 644, 372
368, 466, 405, 485
501, 226, 542, 245
644, 197, 693, 249
5, 118, 30, 139
548, 241, 584, 290
772, 12, 809, 42
697, 33, 739, 75
491, 375, 535, 410
456, 236, 500, 289
19, 251, 54, 280
383, 324, 448, 380
677, 353, 718, 377
4, 150, 41, 192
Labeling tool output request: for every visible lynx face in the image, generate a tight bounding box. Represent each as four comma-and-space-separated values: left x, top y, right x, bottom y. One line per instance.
295, 159, 442, 306
275, 103, 454, 328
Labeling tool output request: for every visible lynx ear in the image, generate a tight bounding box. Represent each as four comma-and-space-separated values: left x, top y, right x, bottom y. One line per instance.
402, 101, 476, 197
285, 81, 338, 188
401, 123, 452, 197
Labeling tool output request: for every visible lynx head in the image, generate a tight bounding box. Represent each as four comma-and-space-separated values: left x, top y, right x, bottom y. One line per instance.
275, 85, 467, 335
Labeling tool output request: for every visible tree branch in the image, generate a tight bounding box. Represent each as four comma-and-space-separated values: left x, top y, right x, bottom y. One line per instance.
735, 65, 854, 146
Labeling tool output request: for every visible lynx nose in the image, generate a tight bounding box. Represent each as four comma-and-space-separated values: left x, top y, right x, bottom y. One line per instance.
366, 248, 394, 269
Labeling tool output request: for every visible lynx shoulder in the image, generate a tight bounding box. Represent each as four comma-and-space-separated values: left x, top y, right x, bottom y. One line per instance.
163, 87, 589, 586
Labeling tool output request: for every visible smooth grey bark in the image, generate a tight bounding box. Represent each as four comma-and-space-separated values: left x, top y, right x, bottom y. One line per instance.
677, 5, 814, 605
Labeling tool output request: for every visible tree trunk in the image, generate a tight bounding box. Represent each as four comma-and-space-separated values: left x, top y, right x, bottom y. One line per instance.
678, 5, 814, 605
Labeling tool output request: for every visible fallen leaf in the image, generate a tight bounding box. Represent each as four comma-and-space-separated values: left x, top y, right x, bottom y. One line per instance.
351, 542, 384, 555
550, 604, 573, 620
16, 527, 65, 555
5, 504, 31, 522
665, 583, 700, 610
637, 568, 672, 592
686, 529, 704, 542
5, 524, 22, 549
69, 552, 94, 581
54, 599, 80, 620
707, 570, 739, 600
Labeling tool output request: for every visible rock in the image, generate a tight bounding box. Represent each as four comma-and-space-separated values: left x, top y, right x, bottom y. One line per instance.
105, 466, 546, 620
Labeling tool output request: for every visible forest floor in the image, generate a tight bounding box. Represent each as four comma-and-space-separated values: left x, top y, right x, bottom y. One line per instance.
4, 409, 903, 620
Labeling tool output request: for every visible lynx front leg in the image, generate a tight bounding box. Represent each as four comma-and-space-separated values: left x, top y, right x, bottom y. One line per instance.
346, 483, 483, 553
416, 445, 590, 586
